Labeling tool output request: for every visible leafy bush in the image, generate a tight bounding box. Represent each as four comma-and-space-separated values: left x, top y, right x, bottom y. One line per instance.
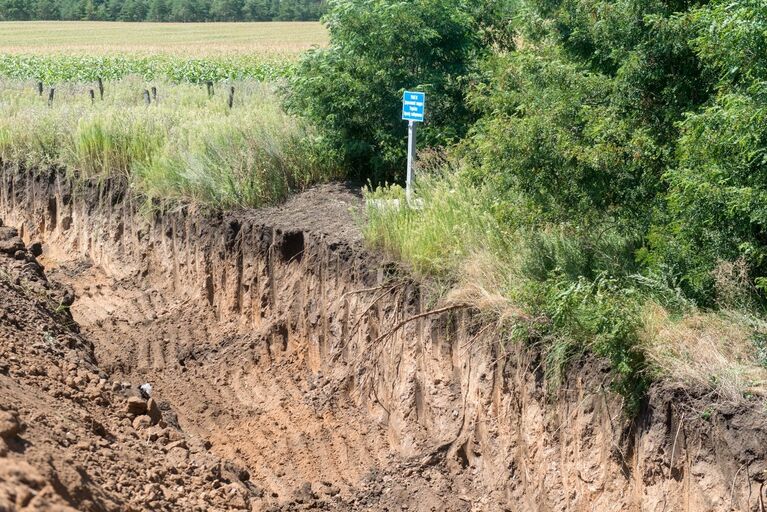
652, 1, 767, 303
467, 0, 710, 231
285, 0, 489, 183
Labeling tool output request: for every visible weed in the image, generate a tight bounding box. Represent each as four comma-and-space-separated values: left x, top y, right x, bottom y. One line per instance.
0, 79, 341, 209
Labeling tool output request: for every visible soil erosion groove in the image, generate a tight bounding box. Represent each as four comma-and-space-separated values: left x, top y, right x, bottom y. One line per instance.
2, 166, 766, 511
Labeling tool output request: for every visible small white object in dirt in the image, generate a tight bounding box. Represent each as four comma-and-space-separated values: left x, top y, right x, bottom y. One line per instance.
139, 383, 153, 399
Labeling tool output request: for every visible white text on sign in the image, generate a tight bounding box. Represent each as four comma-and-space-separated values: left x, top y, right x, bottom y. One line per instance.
402, 91, 426, 122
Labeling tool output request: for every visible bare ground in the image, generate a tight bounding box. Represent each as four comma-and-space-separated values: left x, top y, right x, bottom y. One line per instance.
2, 172, 767, 512
0, 184, 474, 512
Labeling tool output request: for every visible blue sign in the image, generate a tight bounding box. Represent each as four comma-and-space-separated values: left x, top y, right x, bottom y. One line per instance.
402, 91, 426, 122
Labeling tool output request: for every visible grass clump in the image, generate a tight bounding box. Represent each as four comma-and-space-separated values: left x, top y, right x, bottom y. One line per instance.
365, 169, 767, 412
0, 79, 340, 209
642, 305, 767, 402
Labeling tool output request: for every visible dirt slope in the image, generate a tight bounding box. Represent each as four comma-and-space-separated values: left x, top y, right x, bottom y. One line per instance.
0, 184, 473, 512
1, 168, 767, 511
0, 223, 266, 511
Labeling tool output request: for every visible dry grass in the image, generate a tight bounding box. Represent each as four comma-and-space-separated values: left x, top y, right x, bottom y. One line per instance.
642, 304, 767, 402
0, 79, 340, 209
0, 21, 328, 57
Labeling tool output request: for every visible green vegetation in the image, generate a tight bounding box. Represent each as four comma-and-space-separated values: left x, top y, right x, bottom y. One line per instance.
308, 0, 767, 409
0, 21, 328, 56
0, 0, 326, 22
286, 0, 515, 182
0, 21, 331, 83
0, 79, 339, 208
286, 0, 486, 182
0, 54, 291, 83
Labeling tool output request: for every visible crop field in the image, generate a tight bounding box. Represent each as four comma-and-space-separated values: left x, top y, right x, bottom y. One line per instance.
0, 21, 328, 83
0, 21, 338, 206
0, 54, 293, 83
0, 21, 328, 56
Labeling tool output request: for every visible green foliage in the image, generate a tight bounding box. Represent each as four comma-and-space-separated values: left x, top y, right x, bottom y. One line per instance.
652, 1, 767, 303
0, 80, 340, 209
0, 54, 292, 84
545, 273, 648, 412
0, 0, 326, 21
468, 0, 710, 231
468, 49, 663, 227
286, 0, 489, 182
365, 174, 651, 410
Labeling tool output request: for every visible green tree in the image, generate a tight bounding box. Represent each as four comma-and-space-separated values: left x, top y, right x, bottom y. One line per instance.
651, 0, 767, 302
119, 0, 148, 20
169, 0, 210, 20
33, 0, 60, 18
0, 0, 31, 19
5, 0, 324, 20
243, 0, 274, 20
287, 0, 484, 182
58, 0, 84, 19
147, 0, 169, 20
105, 0, 125, 18
210, 0, 243, 20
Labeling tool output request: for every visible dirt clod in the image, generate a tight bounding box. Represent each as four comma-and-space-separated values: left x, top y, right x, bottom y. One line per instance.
147, 397, 162, 425
126, 396, 146, 415
0, 410, 23, 439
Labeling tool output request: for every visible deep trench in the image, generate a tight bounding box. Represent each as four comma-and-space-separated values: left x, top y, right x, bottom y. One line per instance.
2, 166, 767, 511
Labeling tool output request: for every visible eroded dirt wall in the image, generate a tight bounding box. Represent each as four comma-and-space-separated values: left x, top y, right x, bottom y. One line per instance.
2, 166, 766, 512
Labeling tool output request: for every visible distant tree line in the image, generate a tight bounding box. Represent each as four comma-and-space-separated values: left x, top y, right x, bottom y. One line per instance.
0, 0, 326, 22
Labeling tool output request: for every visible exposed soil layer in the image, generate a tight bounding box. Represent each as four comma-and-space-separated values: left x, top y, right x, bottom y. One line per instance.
0, 224, 266, 511
2, 166, 767, 512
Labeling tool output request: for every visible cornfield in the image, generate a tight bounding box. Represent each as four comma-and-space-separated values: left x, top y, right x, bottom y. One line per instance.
0, 54, 293, 84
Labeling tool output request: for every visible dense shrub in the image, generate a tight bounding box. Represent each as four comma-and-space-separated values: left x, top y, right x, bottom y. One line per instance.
468, 0, 711, 230
285, 0, 488, 182
652, 0, 767, 303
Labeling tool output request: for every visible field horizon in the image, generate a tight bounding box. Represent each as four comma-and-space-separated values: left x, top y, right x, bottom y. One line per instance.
0, 20, 328, 56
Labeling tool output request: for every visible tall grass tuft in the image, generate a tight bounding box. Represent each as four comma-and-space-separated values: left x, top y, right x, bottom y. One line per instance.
0, 79, 340, 209
365, 170, 767, 410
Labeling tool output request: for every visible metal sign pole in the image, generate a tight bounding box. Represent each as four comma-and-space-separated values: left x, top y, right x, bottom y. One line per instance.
406, 120, 416, 202
402, 90, 425, 206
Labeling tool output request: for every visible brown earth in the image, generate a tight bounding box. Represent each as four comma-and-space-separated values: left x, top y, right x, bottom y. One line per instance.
1, 167, 767, 511
0, 223, 263, 511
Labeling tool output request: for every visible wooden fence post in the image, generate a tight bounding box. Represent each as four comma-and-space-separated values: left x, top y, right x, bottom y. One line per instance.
89, 89, 95, 104
228, 86, 235, 109
97, 77, 104, 100
151, 86, 157, 103
143, 89, 151, 106
206, 81, 214, 98
37, 82, 43, 96
47, 88, 55, 107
